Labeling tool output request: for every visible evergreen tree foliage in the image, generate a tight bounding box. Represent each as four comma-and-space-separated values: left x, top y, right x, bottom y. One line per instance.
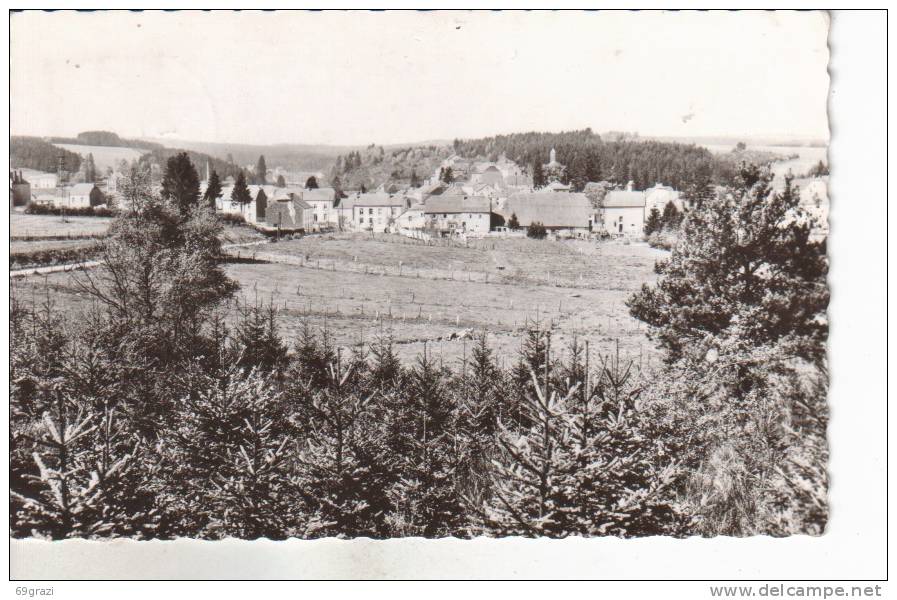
160, 152, 202, 216
204, 170, 223, 208
231, 171, 253, 206
644, 207, 662, 235
305, 176, 319, 189
256, 155, 268, 185
628, 165, 828, 365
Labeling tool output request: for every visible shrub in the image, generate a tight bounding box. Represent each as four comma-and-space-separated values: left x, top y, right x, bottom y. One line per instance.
25, 204, 116, 218
526, 221, 547, 239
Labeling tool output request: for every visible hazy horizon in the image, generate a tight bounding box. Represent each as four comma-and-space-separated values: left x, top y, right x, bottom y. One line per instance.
11, 10, 830, 147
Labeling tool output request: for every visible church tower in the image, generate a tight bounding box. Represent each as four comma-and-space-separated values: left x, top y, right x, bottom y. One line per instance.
549, 148, 557, 165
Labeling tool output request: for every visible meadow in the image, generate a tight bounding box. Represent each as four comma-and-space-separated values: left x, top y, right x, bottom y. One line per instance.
10, 213, 113, 238
53, 143, 147, 172
13, 233, 668, 368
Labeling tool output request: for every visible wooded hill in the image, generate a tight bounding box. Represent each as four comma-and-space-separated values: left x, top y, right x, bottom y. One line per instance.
452, 128, 740, 191
10, 136, 83, 174
328, 144, 452, 191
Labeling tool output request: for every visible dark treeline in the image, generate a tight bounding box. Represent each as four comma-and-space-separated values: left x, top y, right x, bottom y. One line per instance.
138, 147, 244, 182
10, 136, 83, 174
49, 131, 165, 152
452, 128, 737, 190
9, 157, 829, 540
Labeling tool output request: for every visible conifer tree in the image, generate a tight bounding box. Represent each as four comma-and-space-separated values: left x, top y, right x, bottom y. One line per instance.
628, 165, 828, 365
255, 155, 267, 185
644, 207, 662, 235
231, 171, 253, 206
532, 160, 545, 188
162, 368, 306, 539
160, 152, 201, 216
294, 351, 395, 538
203, 169, 223, 209
386, 350, 465, 537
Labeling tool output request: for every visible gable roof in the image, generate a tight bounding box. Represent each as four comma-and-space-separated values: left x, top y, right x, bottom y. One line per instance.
348, 192, 407, 208
69, 183, 98, 195
500, 192, 594, 228
303, 187, 336, 202
425, 195, 492, 214
604, 190, 647, 208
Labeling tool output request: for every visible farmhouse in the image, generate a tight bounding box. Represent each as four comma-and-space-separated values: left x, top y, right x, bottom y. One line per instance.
396, 203, 427, 230
303, 187, 338, 227
59, 183, 105, 209
602, 190, 647, 236
424, 195, 495, 235
500, 192, 596, 233
470, 165, 505, 188
644, 183, 684, 213
346, 192, 409, 233
264, 190, 313, 230
19, 169, 58, 190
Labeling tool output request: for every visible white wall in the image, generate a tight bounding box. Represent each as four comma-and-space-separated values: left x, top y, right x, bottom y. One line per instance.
602, 206, 644, 236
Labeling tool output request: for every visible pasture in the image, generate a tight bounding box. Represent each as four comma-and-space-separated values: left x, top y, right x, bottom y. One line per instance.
11, 233, 668, 369
53, 143, 147, 172
10, 213, 113, 238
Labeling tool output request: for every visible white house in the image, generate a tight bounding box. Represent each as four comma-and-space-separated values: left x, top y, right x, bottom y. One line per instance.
644, 183, 684, 214
346, 192, 409, 233
303, 187, 338, 228
424, 195, 494, 235
19, 169, 58, 190
395, 203, 427, 230
57, 183, 105, 209
602, 190, 646, 236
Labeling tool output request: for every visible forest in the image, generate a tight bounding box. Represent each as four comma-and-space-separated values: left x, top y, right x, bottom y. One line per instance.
9, 158, 829, 540
10, 136, 83, 174
452, 128, 740, 191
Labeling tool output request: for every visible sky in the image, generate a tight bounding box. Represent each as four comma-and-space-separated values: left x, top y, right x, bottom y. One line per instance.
10, 10, 831, 146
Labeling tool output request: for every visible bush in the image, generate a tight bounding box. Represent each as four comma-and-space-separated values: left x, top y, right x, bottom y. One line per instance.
10, 244, 102, 270
646, 228, 679, 250
25, 204, 116, 218
526, 221, 547, 239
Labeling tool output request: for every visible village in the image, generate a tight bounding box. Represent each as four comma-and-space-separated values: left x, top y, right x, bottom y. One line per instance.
9, 146, 830, 242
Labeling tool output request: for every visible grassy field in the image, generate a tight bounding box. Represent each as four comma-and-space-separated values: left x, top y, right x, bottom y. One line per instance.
10, 213, 113, 238
53, 143, 147, 172
12, 234, 668, 370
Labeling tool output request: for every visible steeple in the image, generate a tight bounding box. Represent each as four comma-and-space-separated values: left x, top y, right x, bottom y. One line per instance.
549, 148, 557, 165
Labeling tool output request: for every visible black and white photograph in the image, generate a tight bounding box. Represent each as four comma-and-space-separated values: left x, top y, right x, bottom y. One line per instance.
5, 7, 888, 586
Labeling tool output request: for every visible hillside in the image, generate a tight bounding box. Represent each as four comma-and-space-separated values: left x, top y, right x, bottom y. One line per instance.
140, 138, 352, 173
328, 144, 452, 191
50, 130, 164, 151
452, 128, 738, 190
53, 143, 148, 173
10, 136, 82, 173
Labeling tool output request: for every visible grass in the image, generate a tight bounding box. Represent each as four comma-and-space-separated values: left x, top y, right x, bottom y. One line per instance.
52, 143, 147, 172
11, 233, 667, 369
10, 213, 113, 238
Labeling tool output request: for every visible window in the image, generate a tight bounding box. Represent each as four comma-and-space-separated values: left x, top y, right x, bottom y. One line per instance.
369, 208, 374, 215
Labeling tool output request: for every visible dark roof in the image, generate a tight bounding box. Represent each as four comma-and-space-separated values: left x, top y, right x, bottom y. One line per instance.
500, 192, 594, 228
